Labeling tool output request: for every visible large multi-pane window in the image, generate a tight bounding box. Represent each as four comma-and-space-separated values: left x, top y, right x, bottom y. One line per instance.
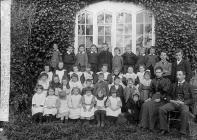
75, 1, 155, 54
136, 11, 153, 54
97, 12, 112, 51
78, 12, 93, 51
116, 12, 132, 53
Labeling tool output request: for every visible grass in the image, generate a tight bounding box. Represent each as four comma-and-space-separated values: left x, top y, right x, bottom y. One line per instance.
2, 112, 195, 140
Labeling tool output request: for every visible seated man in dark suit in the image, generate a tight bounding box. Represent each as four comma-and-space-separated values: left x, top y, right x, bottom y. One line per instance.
171, 49, 191, 83
159, 70, 194, 135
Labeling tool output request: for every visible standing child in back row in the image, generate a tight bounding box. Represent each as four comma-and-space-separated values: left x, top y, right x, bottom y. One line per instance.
88, 44, 98, 73
50, 43, 62, 72
63, 46, 76, 73
75, 44, 88, 72
112, 47, 123, 72
122, 46, 137, 74
98, 43, 113, 72
146, 47, 159, 78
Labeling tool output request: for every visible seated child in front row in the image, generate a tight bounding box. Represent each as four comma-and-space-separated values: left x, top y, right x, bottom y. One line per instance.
94, 88, 108, 127
56, 91, 69, 123
32, 85, 46, 123
68, 87, 82, 120
80, 87, 95, 122
125, 93, 143, 125
106, 89, 122, 125
43, 87, 59, 122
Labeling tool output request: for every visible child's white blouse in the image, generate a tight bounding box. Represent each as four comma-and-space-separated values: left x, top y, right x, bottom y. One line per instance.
69, 81, 83, 90
43, 95, 58, 115
41, 71, 53, 82
137, 72, 145, 84
97, 71, 110, 80
68, 94, 82, 108
32, 93, 46, 115
38, 80, 50, 90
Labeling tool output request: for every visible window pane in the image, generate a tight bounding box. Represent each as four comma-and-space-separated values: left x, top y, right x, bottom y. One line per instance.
125, 24, 132, 35
136, 24, 143, 36
97, 13, 104, 24
145, 12, 152, 23
78, 36, 85, 45
86, 25, 93, 35
106, 36, 112, 51
116, 24, 124, 35
98, 26, 104, 35
116, 35, 123, 47
125, 35, 132, 48
105, 26, 111, 35
105, 14, 112, 24
144, 34, 152, 47
78, 13, 85, 24
98, 36, 104, 45
125, 13, 132, 23
106, 36, 111, 46
136, 12, 143, 23
117, 13, 124, 23
78, 25, 85, 35
86, 13, 93, 25
145, 24, 152, 34
86, 36, 93, 49
136, 35, 143, 48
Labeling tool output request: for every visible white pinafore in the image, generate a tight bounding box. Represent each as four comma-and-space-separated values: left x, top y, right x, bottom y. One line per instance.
106, 96, 121, 117
80, 94, 94, 118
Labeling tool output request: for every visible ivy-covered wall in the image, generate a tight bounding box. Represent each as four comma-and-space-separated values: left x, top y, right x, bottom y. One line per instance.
11, 0, 197, 111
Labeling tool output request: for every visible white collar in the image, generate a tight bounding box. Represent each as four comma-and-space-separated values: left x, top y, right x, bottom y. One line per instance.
140, 54, 145, 56
115, 85, 119, 89
90, 51, 96, 54
149, 54, 155, 55
178, 80, 185, 84
177, 59, 182, 63
67, 51, 71, 55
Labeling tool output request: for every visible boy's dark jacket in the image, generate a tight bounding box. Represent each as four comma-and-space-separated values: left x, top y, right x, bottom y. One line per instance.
63, 52, 76, 65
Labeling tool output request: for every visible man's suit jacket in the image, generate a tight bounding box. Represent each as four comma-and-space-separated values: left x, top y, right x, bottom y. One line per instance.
171, 81, 193, 106
171, 59, 191, 83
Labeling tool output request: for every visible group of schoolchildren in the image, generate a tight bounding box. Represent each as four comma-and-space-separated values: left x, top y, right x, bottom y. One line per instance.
31, 42, 197, 130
